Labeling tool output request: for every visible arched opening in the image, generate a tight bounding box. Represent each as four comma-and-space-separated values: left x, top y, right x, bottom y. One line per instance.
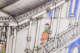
72, 46, 78, 53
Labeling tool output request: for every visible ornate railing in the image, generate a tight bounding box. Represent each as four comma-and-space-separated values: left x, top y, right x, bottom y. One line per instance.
38, 22, 80, 53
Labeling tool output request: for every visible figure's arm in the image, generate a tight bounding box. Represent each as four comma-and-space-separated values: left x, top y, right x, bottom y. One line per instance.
48, 30, 52, 34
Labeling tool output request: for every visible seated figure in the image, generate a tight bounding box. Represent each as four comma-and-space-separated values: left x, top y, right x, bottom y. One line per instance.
40, 23, 51, 45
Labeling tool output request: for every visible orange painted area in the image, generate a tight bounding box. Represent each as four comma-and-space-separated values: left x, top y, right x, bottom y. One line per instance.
41, 32, 49, 45
2, 43, 6, 50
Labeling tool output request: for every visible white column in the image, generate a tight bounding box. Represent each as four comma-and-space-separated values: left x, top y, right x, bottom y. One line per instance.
6, 27, 11, 53
9, 35, 14, 53
35, 21, 40, 47
8, 27, 14, 53
33, 21, 39, 53
12, 29, 17, 53
27, 21, 32, 49
32, 20, 42, 53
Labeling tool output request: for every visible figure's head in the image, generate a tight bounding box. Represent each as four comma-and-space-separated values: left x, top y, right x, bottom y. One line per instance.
45, 23, 50, 29
2, 42, 6, 45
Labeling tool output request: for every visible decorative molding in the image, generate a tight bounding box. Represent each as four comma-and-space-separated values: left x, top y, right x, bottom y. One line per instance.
0, 16, 14, 23
15, 0, 65, 22
16, 0, 68, 31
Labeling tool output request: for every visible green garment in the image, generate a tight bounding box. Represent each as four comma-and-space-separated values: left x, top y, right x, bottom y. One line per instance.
43, 29, 50, 33
1, 50, 5, 53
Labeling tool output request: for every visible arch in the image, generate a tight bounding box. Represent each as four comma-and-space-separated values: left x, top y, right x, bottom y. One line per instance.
68, 38, 80, 53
